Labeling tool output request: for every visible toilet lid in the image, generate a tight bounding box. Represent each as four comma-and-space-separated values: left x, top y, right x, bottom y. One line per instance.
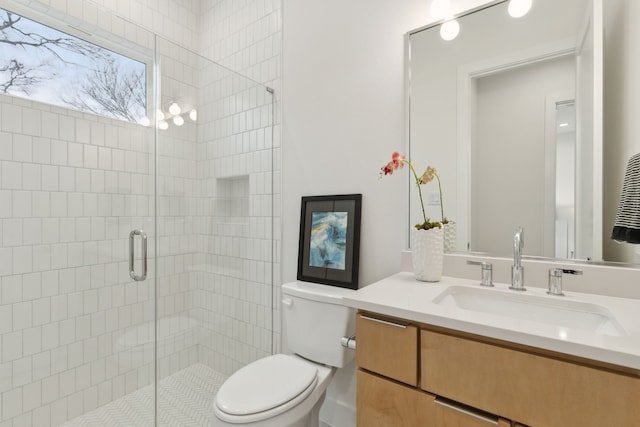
215, 354, 318, 416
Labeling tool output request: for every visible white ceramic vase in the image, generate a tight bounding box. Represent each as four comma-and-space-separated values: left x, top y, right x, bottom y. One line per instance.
410, 227, 444, 282
443, 220, 457, 253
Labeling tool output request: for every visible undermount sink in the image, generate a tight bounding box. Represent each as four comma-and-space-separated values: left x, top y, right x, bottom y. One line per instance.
432, 286, 627, 337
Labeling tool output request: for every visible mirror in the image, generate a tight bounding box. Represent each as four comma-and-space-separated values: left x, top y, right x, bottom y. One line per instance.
409, 0, 639, 264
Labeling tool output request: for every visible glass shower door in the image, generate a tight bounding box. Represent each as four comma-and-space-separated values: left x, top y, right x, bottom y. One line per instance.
0, 1, 158, 425
154, 37, 275, 426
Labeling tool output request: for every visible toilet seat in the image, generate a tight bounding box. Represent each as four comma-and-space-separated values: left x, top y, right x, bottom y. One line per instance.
214, 354, 319, 423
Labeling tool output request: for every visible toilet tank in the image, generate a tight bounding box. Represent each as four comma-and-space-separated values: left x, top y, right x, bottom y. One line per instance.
282, 281, 356, 368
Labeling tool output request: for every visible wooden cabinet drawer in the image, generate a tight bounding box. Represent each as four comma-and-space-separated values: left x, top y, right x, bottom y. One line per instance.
421, 329, 640, 427
433, 397, 511, 427
357, 369, 435, 426
356, 312, 418, 386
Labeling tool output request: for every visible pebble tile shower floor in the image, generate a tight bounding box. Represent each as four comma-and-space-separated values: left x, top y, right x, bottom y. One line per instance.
60, 364, 226, 426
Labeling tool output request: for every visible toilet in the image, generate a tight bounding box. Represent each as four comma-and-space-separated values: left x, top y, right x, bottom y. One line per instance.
211, 281, 356, 427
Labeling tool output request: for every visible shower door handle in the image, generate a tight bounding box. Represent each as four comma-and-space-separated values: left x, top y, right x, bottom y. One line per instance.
129, 229, 148, 281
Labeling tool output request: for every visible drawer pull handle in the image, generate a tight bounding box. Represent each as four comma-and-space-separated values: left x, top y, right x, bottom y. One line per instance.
359, 315, 407, 329
434, 397, 499, 425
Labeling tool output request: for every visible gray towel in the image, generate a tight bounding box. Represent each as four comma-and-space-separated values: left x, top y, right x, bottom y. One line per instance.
612, 153, 640, 243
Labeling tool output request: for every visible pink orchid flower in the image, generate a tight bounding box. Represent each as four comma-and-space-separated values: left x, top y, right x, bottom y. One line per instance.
380, 151, 405, 176
379, 153, 445, 229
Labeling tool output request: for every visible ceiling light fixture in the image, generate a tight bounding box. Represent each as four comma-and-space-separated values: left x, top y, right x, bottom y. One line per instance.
440, 19, 460, 41
153, 102, 197, 128
169, 102, 181, 115
508, 0, 533, 18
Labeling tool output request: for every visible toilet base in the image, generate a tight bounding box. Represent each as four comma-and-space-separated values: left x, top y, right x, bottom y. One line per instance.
300, 391, 325, 427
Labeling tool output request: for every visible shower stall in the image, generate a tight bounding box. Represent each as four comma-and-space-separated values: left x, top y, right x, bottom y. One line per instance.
0, 1, 277, 425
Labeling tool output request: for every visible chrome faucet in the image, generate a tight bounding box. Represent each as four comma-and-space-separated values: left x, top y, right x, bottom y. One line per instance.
467, 260, 494, 287
509, 226, 525, 291
548, 268, 583, 296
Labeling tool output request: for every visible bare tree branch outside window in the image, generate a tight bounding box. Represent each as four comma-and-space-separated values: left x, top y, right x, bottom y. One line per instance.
62, 58, 146, 122
0, 58, 48, 94
0, 9, 147, 123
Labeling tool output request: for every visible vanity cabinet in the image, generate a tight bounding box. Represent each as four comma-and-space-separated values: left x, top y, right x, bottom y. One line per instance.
355, 313, 418, 386
357, 370, 435, 426
356, 311, 640, 427
431, 397, 511, 427
421, 329, 640, 426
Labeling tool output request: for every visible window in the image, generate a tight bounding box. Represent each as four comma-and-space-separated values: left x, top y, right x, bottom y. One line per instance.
0, 6, 147, 123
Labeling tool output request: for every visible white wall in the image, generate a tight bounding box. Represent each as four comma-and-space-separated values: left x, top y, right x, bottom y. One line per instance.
281, 0, 428, 290
281, 1, 429, 424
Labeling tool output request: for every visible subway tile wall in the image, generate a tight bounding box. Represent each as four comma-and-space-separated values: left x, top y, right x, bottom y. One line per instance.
198, 0, 283, 359
200, 0, 282, 87
193, 68, 275, 375
90, 0, 284, 370
89, 0, 200, 49
0, 0, 281, 427
0, 0, 282, 425
199, 0, 283, 357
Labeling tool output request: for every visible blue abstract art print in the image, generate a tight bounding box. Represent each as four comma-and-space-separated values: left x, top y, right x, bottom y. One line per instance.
297, 194, 361, 289
309, 211, 348, 270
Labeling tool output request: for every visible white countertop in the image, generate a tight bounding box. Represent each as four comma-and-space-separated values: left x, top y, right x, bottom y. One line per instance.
342, 272, 640, 372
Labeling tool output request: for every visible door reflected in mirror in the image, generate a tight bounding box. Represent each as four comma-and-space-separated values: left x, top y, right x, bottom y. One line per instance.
555, 101, 576, 260
470, 54, 579, 259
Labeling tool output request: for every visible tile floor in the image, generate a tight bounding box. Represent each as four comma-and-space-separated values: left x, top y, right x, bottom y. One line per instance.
61, 364, 226, 427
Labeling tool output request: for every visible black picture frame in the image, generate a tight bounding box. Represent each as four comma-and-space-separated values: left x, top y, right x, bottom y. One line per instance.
297, 194, 362, 290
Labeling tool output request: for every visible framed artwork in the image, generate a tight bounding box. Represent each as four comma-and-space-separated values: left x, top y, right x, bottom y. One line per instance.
297, 194, 362, 289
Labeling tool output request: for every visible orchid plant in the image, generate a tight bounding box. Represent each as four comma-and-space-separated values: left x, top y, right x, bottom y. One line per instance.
380, 152, 448, 230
